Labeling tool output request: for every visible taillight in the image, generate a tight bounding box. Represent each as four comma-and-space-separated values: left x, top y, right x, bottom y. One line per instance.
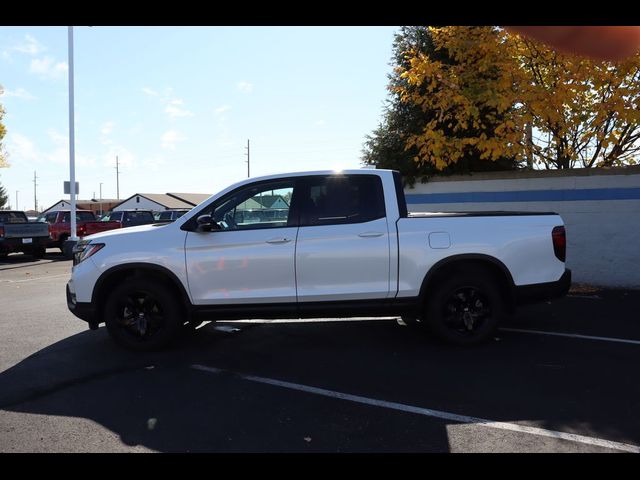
552, 226, 566, 262
0, 226, 4, 237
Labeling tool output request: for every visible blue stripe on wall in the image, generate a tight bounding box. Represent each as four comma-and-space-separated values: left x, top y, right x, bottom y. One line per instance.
405, 187, 640, 204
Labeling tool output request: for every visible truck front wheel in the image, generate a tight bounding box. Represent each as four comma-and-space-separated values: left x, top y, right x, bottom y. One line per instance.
425, 269, 506, 346
104, 278, 183, 351
58, 234, 69, 252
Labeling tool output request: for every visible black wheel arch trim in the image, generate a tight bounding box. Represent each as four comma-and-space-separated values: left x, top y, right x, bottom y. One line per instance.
418, 253, 516, 303
91, 263, 193, 312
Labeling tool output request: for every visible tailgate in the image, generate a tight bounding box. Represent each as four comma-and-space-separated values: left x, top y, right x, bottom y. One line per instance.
2, 223, 50, 238
84, 221, 121, 234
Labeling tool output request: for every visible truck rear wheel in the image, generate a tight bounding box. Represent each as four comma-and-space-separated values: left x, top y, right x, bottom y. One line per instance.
425, 268, 505, 346
104, 278, 183, 351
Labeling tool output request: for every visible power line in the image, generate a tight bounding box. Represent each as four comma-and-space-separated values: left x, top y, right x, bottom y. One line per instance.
115, 155, 120, 200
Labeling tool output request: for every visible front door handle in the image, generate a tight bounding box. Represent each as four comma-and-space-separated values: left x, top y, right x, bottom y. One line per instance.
266, 237, 292, 244
358, 232, 384, 238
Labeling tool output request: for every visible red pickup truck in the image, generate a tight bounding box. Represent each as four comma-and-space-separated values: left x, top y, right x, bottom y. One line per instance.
39, 210, 121, 251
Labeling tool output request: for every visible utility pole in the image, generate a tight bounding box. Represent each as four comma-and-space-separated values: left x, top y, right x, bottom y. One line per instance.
33, 171, 38, 212
245, 139, 250, 178
115, 155, 120, 199
99, 182, 103, 217
15, 190, 18, 210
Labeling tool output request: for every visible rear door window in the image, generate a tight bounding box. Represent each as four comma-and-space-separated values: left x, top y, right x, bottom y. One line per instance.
299, 175, 386, 226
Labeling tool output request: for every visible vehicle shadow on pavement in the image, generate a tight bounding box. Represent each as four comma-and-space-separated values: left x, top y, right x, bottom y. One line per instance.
0, 250, 69, 271
0, 314, 638, 452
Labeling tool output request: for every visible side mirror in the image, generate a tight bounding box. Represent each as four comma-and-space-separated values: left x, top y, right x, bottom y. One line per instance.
196, 214, 220, 232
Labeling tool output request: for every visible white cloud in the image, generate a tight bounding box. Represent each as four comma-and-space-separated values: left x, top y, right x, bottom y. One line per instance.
7, 133, 39, 164
0, 87, 36, 100
2, 34, 45, 59
30, 57, 68, 79
47, 129, 67, 145
161, 130, 187, 150
236, 81, 254, 94
165, 99, 193, 118
142, 87, 159, 96
99, 121, 116, 146
101, 121, 115, 135
314, 120, 326, 127
14, 34, 45, 55
6, 130, 94, 168
214, 105, 231, 115
142, 86, 194, 119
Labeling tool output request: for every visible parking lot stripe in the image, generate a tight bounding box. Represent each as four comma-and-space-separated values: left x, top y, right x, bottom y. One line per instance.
0, 273, 70, 284
500, 327, 640, 346
191, 364, 640, 453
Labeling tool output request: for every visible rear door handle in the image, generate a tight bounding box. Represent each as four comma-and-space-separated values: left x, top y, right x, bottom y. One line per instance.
266, 237, 292, 244
358, 232, 384, 238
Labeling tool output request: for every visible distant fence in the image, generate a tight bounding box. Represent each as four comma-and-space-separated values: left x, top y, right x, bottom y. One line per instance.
404, 166, 640, 289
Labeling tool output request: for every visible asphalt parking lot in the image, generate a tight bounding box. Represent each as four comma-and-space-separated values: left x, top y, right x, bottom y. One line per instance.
1, 251, 639, 453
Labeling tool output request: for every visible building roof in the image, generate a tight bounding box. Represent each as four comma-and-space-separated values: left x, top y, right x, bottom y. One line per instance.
114, 193, 194, 210
90, 198, 120, 203
253, 194, 289, 208
167, 192, 211, 206
42, 199, 100, 213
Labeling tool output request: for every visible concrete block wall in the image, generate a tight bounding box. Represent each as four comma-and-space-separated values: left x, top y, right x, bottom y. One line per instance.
404, 166, 640, 288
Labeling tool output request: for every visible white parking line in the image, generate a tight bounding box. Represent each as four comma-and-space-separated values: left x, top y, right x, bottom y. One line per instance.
0, 273, 69, 284
500, 328, 640, 346
191, 364, 640, 453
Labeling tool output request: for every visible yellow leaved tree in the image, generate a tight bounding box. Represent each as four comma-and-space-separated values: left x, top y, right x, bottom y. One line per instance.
398, 26, 640, 170
0, 84, 8, 168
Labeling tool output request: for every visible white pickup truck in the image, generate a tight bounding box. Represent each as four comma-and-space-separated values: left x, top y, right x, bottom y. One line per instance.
66, 169, 570, 350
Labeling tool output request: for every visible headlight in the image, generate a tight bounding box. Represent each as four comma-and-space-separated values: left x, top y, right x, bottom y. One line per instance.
73, 241, 105, 265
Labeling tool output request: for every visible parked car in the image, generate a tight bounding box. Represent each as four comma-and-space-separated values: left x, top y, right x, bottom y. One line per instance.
101, 210, 156, 228
39, 210, 122, 251
0, 210, 50, 259
154, 209, 190, 223
67, 169, 570, 351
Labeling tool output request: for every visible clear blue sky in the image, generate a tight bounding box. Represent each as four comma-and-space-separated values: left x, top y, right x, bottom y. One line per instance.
0, 26, 398, 211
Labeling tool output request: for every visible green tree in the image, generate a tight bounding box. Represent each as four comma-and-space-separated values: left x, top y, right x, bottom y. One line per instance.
0, 181, 8, 209
362, 27, 439, 186
363, 26, 520, 186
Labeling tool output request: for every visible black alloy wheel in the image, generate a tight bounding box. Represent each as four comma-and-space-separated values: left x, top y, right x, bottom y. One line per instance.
104, 278, 183, 351
425, 268, 506, 346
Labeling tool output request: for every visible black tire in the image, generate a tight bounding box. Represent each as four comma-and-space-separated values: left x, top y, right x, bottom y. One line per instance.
0, 253, 8, 261
104, 278, 184, 351
58, 234, 69, 253
425, 268, 506, 346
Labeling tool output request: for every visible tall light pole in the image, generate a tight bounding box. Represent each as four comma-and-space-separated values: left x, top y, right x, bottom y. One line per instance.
68, 26, 78, 244
15, 190, 19, 210
99, 182, 103, 217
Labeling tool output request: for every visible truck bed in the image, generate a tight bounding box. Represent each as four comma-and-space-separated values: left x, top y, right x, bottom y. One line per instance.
408, 211, 557, 218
